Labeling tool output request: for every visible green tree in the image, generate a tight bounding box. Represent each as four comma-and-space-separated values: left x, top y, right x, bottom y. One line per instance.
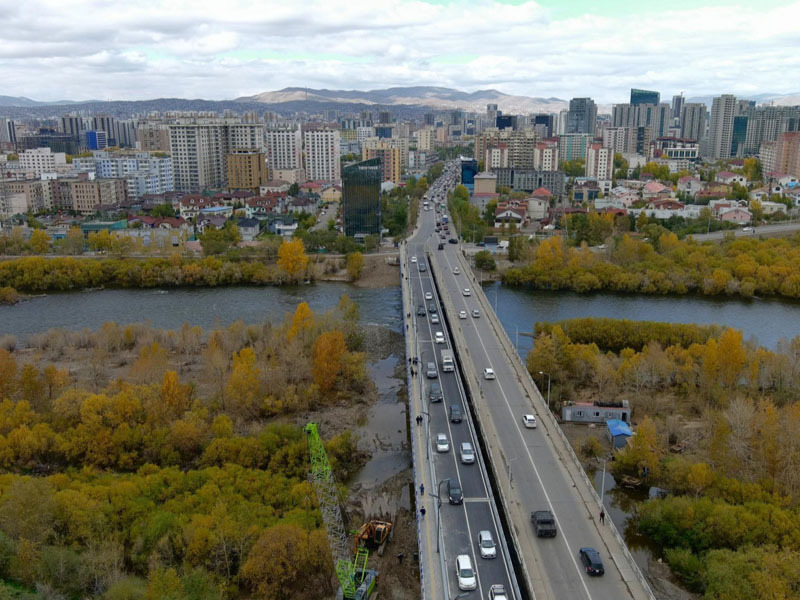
474, 250, 496, 270
288, 183, 300, 196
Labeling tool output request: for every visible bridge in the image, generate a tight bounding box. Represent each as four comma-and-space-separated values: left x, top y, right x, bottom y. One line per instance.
403, 162, 654, 600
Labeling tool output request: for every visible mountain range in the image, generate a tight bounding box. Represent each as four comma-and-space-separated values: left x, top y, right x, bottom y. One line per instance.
235, 86, 570, 114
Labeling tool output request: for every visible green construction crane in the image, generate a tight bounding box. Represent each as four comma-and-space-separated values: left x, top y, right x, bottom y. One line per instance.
305, 422, 377, 600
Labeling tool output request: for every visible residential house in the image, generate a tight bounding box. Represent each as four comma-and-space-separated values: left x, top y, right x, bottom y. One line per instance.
642, 181, 671, 201
321, 185, 342, 204
696, 183, 732, 202
525, 196, 548, 220
719, 207, 751, 223
573, 182, 600, 203
495, 200, 528, 228
196, 215, 228, 233
287, 197, 317, 214
646, 198, 684, 211
236, 217, 261, 241
261, 180, 290, 194
266, 214, 298, 237
715, 171, 747, 186
607, 419, 633, 450
677, 176, 703, 197
561, 399, 631, 424
759, 200, 788, 215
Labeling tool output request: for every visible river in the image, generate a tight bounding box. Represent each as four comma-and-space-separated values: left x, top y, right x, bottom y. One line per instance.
489, 282, 800, 353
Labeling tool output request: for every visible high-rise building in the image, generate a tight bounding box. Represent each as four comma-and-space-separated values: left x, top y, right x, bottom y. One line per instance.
460, 157, 479, 189
630, 89, 660, 106
567, 98, 597, 134
743, 106, 800, 155
672, 94, 685, 122
86, 130, 108, 150
532, 114, 555, 137
304, 126, 341, 182
416, 127, 434, 152
602, 127, 627, 154
168, 118, 264, 191
227, 149, 268, 193
362, 140, 402, 184
680, 103, 707, 143
775, 132, 800, 178
424, 112, 435, 126
708, 94, 737, 159
72, 150, 174, 201
342, 158, 382, 239
377, 110, 392, 124
265, 125, 303, 173
612, 103, 671, 138
558, 133, 593, 161
0, 118, 16, 145
60, 115, 87, 137
625, 126, 652, 155
533, 141, 559, 171
92, 115, 117, 146
585, 143, 613, 181
137, 121, 171, 152
557, 109, 569, 135
731, 115, 749, 157
759, 140, 777, 173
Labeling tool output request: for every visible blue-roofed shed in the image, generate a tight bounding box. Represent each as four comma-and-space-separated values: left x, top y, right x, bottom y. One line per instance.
607, 419, 633, 449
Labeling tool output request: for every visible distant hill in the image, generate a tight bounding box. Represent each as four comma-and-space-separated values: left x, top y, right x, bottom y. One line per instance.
0, 95, 43, 107
236, 86, 569, 114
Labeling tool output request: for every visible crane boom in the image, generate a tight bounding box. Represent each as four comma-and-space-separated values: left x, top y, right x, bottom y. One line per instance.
305, 422, 364, 598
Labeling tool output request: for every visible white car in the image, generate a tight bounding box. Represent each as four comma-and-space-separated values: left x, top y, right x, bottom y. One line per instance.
483, 368, 496, 380
425, 291, 433, 300
463, 288, 471, 296
460, 442, 475, 464
435, 331, 445, 344
456, 555, 477, 591
436, 433, 450, 453
478, 530, 497, 559
472, 309, 480, 318
459, 310, 467, 319
453, 267, 460, 274
411, 256, 417, 263
742, 226, 753, 232
430, 313, 440, 324
522, 414, 537, 429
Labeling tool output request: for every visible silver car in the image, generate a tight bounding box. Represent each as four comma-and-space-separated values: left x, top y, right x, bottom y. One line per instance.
436, 433, 450, 453
460, 442, 475, 464
478, 530, 497, 559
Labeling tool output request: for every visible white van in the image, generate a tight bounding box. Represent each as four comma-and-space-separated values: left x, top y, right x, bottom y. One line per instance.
456, 554, 477, 590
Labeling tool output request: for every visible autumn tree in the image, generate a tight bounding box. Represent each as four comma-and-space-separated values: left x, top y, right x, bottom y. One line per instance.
346, 251, 364, 281
312, 330, 347, 394
0, 349, 17, 399
128, 342, 168, 384
287, 302, 315, 342
614, 415, 661, 479
225, 347, 262, 419
29, 229, 50, 254
277, 239, 309, 280
161, 371, 191, 419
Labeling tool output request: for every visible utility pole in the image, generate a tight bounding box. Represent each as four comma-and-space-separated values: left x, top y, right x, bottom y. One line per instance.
538, 371, 551, 412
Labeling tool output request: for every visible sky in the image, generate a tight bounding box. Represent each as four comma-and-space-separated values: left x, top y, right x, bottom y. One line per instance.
1, 0, 799, 103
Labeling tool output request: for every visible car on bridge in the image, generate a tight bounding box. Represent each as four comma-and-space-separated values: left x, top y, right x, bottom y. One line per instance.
436, 433, 449, 453
472, 309, 480, 318
411, 256, 417, 263
429, 382, 442, 402
459, 310, 467, 319
483, 368, 496, 380
425, 291, 433, 300
434, 331, 445, 344
579, 547, 605, 576
426, 362, 438, 378
531, 510, 557, 537
489, 584, 508, 600
448, 479, 463, 504
460, 442, 475, 464
463, 288, 471, 296
478, 530, 497, 558
522, 414, 537, 428
449, 404, 463, 423
455, 554, 476, 590
431, 313, 440, 324
416, 304, 426, 316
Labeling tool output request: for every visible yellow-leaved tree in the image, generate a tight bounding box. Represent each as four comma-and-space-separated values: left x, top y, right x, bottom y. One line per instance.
29, 229, 50, 254
277, 239, 308, 280
312, 330, 347, 394
225, 347, 262, 419
346, 251, 365, 281
287, 302, 315, 341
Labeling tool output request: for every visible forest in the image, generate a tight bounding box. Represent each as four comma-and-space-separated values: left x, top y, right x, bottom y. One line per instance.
0, 297, 368, 599
528, 317, 800, 599
503, 232, 800, 299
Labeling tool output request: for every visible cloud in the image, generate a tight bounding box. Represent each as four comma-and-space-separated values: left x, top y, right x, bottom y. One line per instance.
0, 0, 798, 102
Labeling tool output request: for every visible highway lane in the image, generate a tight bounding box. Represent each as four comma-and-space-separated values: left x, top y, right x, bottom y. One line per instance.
407, 163, 520, 599
430, 231, 645, 600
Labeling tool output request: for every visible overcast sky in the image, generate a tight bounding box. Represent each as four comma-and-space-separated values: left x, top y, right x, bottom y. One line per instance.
1, 0, 799, 103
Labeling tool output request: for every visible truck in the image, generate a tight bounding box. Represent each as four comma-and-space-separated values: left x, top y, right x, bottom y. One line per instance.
442, 215, 449, 224
531, 510, 558, 537
441, 350, 454, 372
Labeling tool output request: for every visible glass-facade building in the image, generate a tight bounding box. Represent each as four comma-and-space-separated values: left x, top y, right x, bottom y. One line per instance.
460, 158, 478, 191
630, 88, 660, 106
343, 158, 382, 239
731, 115, 748, 157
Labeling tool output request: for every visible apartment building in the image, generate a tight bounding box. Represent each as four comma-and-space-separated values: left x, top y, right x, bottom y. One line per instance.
72, 150, 174, 201
533, 141, 559, 171
602, 127, 627, 154
707, 94, 736, 159
585, 143, 613, 181
137, 121, 171, 152
304, 126, 341, 182
227, 149, 268, 193
775, 132, 800, 178
19, 147, 67, 175
265, 124, 302, 174
558, 133, 593, 161
363, 139, 402, 184
416, 126, 435, 151
567, 98, 597, 134
680, 103, 707, 143
168, 118, 264, 191
612, 103, 671, 138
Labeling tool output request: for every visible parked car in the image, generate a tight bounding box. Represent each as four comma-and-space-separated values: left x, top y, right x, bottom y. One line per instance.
522, 414, 537, 428
436, 433, 449, 453
449, 404, 463, 423
478, 530, 497, 559
531, 510, 557, 537
484, 367, 496, 380
460, 442, 475, 464
429, 382, 442, 402
448, 479, 463, 504
455, 554, 476, 590
579, 547, 605, 576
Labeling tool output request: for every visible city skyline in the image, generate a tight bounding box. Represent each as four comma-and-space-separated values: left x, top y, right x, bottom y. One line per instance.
1, 0, 799, 103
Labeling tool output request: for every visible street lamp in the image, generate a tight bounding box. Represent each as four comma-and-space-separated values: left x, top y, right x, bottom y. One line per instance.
599, 456, 609, 506
538, 371, 551, 412
435, 478, 449, 553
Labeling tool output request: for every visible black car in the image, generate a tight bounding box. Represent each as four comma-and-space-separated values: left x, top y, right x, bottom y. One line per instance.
448, 238, 458, 244
449, 404, 462, 423
447, 478, 463, 504
417, 304, 426, 316
579, 547, 604, 576
428, 303, 438, 314
429, 382, 443, 402
531, 510, 558, 537
418, 262, 427, 272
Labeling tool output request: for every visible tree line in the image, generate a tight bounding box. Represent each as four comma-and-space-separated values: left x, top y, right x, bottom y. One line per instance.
504, 233, 800, 299
0, 297, 368, 599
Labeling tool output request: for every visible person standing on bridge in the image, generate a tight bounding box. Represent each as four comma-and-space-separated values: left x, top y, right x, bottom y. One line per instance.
600, 508, 605, 524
